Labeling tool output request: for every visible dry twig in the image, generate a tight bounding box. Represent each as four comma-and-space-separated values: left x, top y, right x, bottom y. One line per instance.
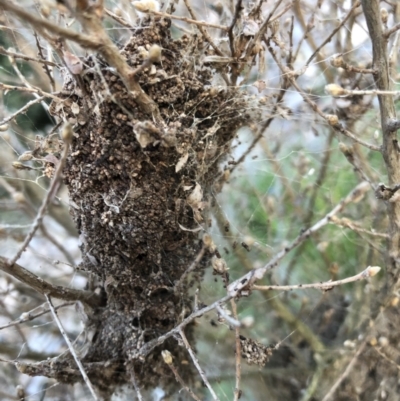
46, 295, 99, 401
7, 125, 71, 267
179, 329, 219, 401
253, 266, 381, 292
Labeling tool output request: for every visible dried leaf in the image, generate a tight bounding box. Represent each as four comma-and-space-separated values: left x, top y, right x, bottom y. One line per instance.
178, 223, 203, 232
63, 50, 83, 75
253, 80, 267, 93
71, 102, 80, 115
175, 152, 188, 172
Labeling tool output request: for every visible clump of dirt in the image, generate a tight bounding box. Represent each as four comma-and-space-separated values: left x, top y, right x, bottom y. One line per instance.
45, 17, 253, 396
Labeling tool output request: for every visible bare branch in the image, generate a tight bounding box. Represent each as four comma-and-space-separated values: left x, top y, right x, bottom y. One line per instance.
0, 96, 45, 127
174, 247, 205, 293
179, 328, 219, 401
305, 1, 361, 67
227, 181, 371, 297
148, 9, 228, 31
162, 350, 202, 401
182, 0, 225, 57
231, 299, 242, 401
361, 0, 400, 276
46, 295, 99, 401
266, 40, 381, 152
384, 21, 400, 38
7, 125, 71, 267
137, 295, 232, 359
0, 257, 103, 308
130, 369, 144, 401
321, 341, 367, 401
0, 1, 102, 48
253, 266, 381, 292
0, 45, 58, 67
0, 302, 74, 331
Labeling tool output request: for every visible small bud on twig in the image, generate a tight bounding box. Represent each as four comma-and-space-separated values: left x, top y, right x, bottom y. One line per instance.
366, 266, 381, 277
325, 84, 346, 97
326, 114, 339, 126
148, 44, 162, 63
330, 54, 344, 68
62, 123, 73, 144
161, 350, 173, 365
381, 8, 389, 24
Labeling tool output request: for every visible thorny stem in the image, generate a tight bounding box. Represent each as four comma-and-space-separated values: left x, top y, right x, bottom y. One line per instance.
179, 329, 219, 401
253, 266, 381, 292
46, 295, 99, 401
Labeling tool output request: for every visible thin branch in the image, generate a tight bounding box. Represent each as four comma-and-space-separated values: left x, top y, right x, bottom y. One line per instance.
130, 369, 144, 401
228, 0, 243, 56
326, 84, 400, 97
227, 181, 371, 297
0, 1, 102, 49
329, 216, 389, 238
174, 247, 206, 293
162, 350, 202, 401
384, 21, 400, 38
305, 1, 361, 67
0, 302, 74, 331
245, 0, 286, 59
104, 8, 134, 28
0, 96, 45, 127
253, 266, 381, 292
179, 328, 219, 401
137, 294, 231, 359
147, 10, 228, 31
46, 295, 99, 401
361, 0, 400, 275
0, 45, 58, 67
0, 0, 159, 117
33, 32, 56, 91
0, 82, 62, 101
216, 304, 241, 327
0, 257, 102, 308
321, 341, 367, 401
266, 41, 381, 152
231, 299, 242, 401
7, 125, 71, 267
182, 0, 225, 57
